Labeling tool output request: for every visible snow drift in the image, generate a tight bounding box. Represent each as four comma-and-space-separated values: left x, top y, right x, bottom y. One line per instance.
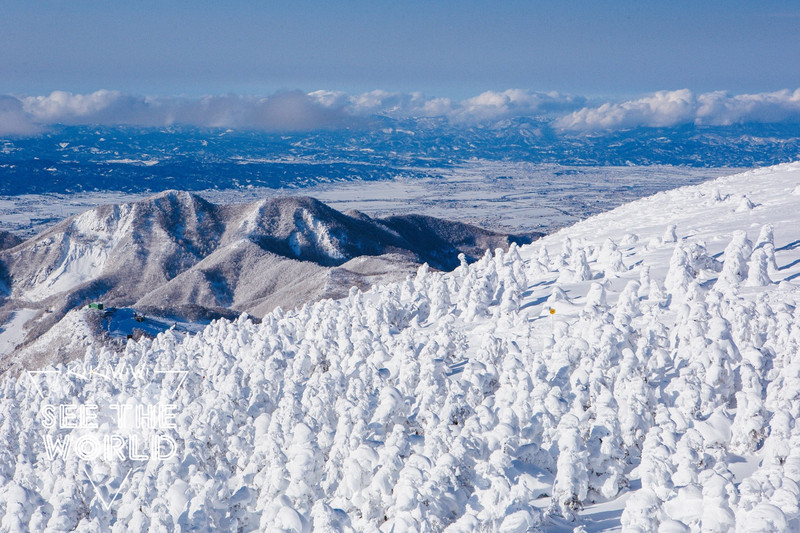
1, 162, 800, 531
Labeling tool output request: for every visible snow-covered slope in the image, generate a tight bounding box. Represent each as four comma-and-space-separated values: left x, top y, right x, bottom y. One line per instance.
1, 163, 800, 531
0, 230, 22, 252
0, 193, 530, 374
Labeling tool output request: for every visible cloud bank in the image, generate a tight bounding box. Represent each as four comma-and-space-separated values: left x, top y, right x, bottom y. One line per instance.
0, 89, 583, 136
0, 96, 42, 136
555, 89, 800, 131
17, 90, 349, 133
1, 88, 800, 137
309, 89, 584, 122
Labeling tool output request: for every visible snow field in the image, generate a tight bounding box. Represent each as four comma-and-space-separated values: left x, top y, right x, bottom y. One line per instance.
0, 163, 800, 531
0, 309, 39, 357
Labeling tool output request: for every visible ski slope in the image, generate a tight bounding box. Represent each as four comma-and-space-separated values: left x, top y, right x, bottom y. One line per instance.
1, 162, 800, 531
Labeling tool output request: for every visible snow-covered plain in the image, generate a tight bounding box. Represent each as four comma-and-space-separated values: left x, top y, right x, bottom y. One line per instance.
0, 163, 727, 237
1, 162, 799, 531
200, 162, 732, 235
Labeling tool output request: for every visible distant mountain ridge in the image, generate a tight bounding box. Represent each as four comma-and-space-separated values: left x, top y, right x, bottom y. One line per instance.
0, 191, 536, 373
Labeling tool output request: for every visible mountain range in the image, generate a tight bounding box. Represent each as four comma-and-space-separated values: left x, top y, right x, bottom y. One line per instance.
0, 191, 535, 374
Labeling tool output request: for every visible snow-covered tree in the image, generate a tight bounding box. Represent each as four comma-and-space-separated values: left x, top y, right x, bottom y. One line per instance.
746, 248, 772, 287
552, 414, 589, 519
715, 230, 753, 289
598, 238, 626, 276
663, 224, 678, 243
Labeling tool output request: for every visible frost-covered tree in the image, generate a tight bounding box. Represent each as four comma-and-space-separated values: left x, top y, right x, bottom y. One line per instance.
497, 252, 526, 315
664, 244, 695, 300
598, 238, 626, 276
614, 349, 655, 455
746, 248, 772, 287
614, 280, 641, 330
585, 387, 627, 501
583, 282, 607, 312
309, 500, 354, 532
621, 489, 663, 531
556, 237, 574, 268
736, 195, 756, 211
730, 372, 767, 454
754, 223, 778, 272
639, 427, 675, 502
698, 467, 737, 532
529, 246, 552, 277
558, 247, 592, 283
736, 503, 789, 532
663, 224, 678, 243
552, 414, 589, 519
715, 230, 753, 289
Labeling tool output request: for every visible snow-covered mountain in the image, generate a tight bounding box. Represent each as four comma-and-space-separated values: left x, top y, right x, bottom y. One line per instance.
0, 231, 22, 251
0, 192, 532, 374
1, 162, 799, 531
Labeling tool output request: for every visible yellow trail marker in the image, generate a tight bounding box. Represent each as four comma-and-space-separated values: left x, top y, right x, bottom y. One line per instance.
549, 308, 556, 315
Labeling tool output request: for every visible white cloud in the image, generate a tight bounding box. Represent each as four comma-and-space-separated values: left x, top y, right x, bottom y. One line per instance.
0, 96, 41, 136
309, 89, 454, 118
159, 92, 348, 131
10, 88, 582, 133
454, 89, 582, 123
14, 90, 350, 132
3, 88, 800, 137
695, 89, 800, 125
309, 88, 583, 123
555, 89, 800, 131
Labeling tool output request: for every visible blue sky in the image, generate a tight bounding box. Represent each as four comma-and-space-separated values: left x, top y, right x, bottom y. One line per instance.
2, 0, 799, 98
